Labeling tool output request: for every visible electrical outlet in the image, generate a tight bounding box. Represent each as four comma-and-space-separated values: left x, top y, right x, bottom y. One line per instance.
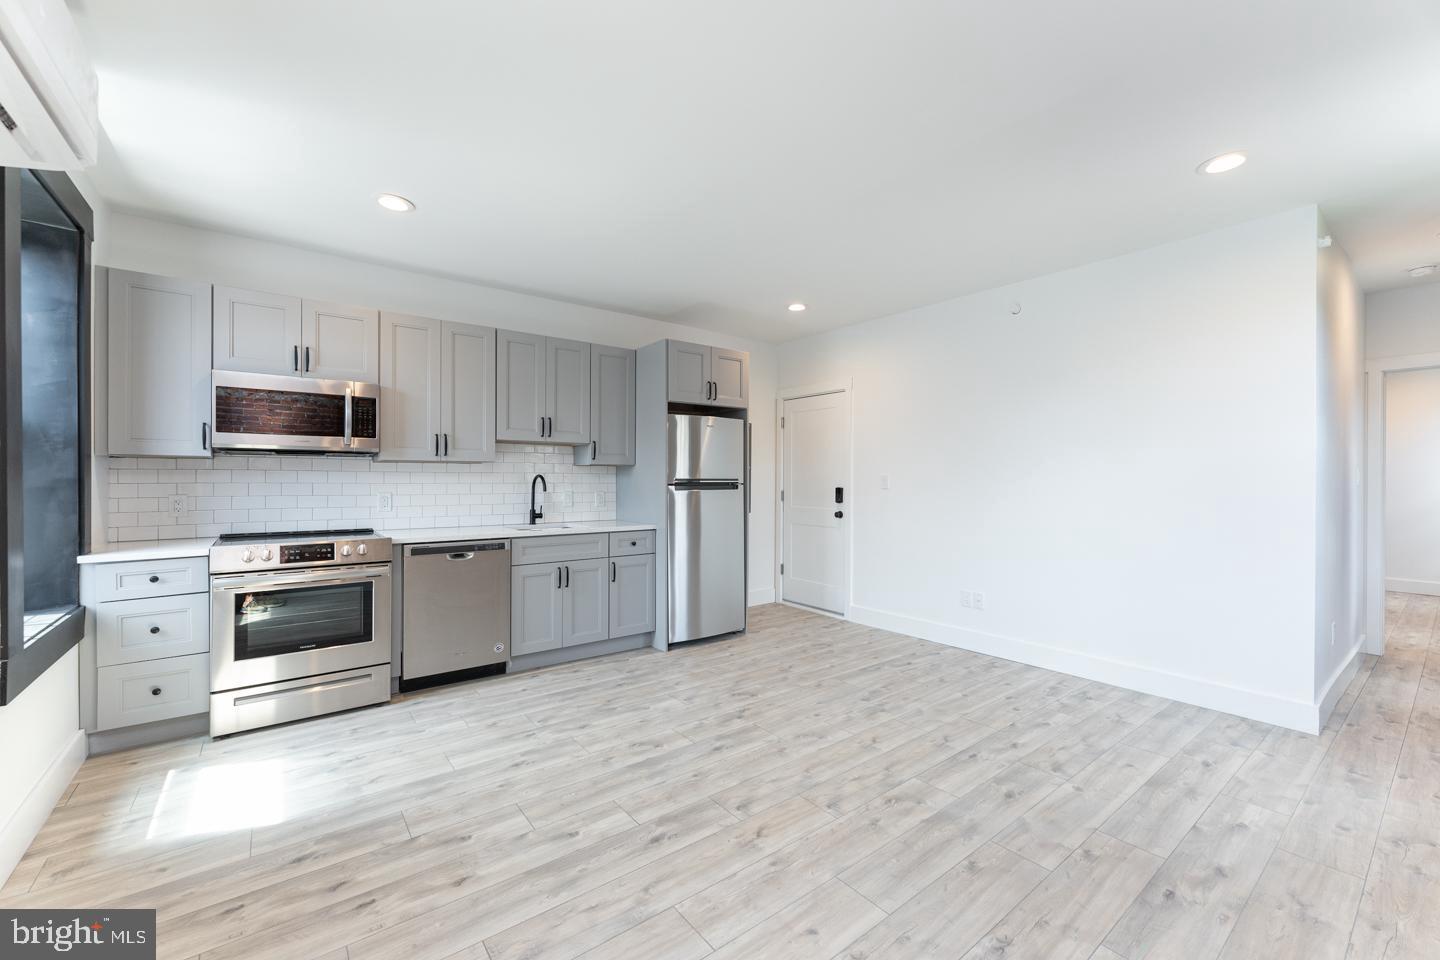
169, 495, 186, 516
378, 493, 394, 514
556, 490, 574, 509
594, 491, 605, 508
959, 591, 973, 609
972, 592, 985, 611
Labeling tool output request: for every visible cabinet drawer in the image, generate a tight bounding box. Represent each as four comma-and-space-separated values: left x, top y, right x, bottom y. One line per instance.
96, 654, 209, 731
96, 593, 210, 667
510, 533, 607, 566
93, 556, 209, 602
608, 531, 654, 556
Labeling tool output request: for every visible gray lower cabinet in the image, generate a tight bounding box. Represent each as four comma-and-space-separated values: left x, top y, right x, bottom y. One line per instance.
511, 561, 564, 655
609, 553, 656, 638
575, 344, 635, 466
510, 534, 656, 656
562, 558, 609, 646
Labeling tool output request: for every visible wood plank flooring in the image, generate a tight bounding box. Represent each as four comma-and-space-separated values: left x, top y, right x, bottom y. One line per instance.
5, 594, 1440, 959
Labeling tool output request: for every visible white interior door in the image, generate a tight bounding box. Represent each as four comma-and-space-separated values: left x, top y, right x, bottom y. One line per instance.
782, 392, 849, 613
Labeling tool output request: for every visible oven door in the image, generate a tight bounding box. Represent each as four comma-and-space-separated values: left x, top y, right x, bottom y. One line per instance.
210, 565, 391, 692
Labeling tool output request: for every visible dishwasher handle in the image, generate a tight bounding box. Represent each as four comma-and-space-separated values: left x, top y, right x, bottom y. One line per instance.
406, 542, 510, 558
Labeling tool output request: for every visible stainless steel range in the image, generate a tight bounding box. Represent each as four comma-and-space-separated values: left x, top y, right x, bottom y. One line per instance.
209, 528, 393, 736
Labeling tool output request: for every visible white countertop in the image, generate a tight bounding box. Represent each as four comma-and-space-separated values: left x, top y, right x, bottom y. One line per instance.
384, 520, 655, 545
77, 538, 214, 564
77, 522, 656, 564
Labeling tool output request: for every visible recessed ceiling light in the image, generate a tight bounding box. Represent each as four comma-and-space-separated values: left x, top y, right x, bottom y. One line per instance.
1410, 265, 1438, 278
1197, 152, 1247, 175
376, 193, 415, 212
788, 303, 807, 312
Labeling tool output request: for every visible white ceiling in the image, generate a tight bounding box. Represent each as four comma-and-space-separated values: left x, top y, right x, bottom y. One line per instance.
71, 0, 1440, 342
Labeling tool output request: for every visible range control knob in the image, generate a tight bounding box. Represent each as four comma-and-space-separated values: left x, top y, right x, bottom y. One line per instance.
241, 548, 255, 563
356, 543, 368, 556
340, 544, 353, 557
260, 547, 274, 561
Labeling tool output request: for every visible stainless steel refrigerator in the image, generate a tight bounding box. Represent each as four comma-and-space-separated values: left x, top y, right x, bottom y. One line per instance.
667, 413, 747, 644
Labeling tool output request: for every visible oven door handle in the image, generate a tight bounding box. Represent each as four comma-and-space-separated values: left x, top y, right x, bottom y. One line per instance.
344, 387, 353, 448
212, 569, 390, 592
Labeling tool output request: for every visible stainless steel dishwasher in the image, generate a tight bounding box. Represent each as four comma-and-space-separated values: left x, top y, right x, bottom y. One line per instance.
401, 540, 511, 688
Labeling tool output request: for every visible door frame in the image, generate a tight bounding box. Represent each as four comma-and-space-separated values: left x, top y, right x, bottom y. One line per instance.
1364, 350, 1440, 655
775, 380, 854, 618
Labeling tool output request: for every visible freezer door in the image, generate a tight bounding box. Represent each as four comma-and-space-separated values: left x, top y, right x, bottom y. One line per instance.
668, 483, 746, 643
668, 414, 745, 482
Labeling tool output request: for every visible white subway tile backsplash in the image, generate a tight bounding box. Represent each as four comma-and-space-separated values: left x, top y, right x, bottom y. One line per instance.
100, 447, 618, 543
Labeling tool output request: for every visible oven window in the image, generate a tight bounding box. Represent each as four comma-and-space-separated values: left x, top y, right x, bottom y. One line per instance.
233, 582, 373, 660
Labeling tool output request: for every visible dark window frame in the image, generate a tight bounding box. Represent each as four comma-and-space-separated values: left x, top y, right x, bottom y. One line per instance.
0, 167, 94, 704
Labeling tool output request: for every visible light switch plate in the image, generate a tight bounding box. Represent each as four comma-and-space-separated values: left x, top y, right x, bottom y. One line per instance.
377, 493, 394, 514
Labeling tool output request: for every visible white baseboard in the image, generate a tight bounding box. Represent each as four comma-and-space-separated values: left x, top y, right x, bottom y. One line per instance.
0, 729, 87, 887
1385, 577, 1440, 597
1315, 642, 1363, 730
849, 604, 1321, 734
748, 587, 775, 606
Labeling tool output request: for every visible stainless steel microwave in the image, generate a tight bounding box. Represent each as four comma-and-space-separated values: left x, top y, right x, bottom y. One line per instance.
210, 370, 379, 454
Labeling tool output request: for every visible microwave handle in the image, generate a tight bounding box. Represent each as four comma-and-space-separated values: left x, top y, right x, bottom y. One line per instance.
343, 387, 353, 447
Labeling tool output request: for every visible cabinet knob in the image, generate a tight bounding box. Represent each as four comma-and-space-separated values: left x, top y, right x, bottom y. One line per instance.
148, 575, 160, 583
149, 626, 160, 635
150, 686, 162, 696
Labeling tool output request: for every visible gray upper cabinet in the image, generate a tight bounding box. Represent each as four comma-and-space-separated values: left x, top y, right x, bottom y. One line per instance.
107, 269, 213, 457
512, 562, 564, 655
301, 300, 380, 382
378, 312, 442, 461
545, 337, 591, 445
711, 346, 749, 408
497, 329, 591, 445
667, 339, 711, 405
562, 558, 609, 646
213, 291, 378, 382
497, 330, 547, 442
666, 339, 749, 408
381, 315, 497, 462
441, 321, 497, 461
609, 552, 656, 638
575, 344, 635, 466
212, 286, 303, 376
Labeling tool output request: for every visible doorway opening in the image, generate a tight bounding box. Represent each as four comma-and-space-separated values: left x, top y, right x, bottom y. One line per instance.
1365, 351, 1440, 654
778, 386, 851, 616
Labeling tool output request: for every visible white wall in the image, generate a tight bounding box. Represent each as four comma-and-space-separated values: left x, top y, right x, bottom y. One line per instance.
1313, 220, 1365, 705
778, 207, 1327, 729
100, 213, 777, 600
1366, 282, 1440, 359
0, 647, 85, 884
1383, 368, 1440, 595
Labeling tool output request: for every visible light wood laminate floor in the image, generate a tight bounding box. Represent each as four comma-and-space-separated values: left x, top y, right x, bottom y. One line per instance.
5, 595, 1440, 960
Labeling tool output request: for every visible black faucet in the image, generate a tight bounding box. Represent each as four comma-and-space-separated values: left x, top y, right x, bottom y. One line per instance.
530, 474, 547, 525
